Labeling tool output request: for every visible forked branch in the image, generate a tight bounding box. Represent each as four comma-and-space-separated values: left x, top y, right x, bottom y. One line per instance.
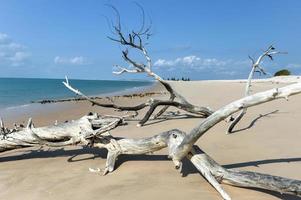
170, 81, 301, 165
106, 4, 212, 121
227, 45, 286, 134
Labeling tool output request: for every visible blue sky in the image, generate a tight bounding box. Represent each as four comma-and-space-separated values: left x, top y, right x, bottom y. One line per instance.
0, 0, 301, 80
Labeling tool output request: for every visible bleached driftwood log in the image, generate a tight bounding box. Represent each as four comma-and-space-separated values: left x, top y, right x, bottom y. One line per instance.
0, 113, 122, 152
227, 45, 285, 134
189, 146, 301, 198
87, 129, 187, 175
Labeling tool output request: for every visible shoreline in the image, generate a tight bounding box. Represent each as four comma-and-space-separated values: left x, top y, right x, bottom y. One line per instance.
0, 78, 154, 112
1, 82, 164, 126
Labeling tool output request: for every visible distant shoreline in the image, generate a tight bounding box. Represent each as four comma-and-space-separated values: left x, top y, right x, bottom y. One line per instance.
0, 82, 163, 124
0, 78, 154, 110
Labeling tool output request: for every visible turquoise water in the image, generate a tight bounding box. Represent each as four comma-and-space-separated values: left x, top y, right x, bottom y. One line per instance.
0, 78, 153, 109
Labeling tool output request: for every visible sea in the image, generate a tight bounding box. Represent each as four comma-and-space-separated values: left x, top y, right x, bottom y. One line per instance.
0, 77, 153, 111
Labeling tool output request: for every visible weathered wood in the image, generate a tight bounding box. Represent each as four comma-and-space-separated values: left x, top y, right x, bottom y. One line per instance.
61, 5, 213, 126
0, 113, 122, 152
88, 129, 186, 175
87, 128, 300, 199
228, 45, 284, 134
190, 146, 301, 197
170, 82, 301, 166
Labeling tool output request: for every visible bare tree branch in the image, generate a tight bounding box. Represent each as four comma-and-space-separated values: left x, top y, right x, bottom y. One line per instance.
61, 4, 214, 126
106, 5, 212, 122
227, 45, 286, 134
170, 81, 301, 167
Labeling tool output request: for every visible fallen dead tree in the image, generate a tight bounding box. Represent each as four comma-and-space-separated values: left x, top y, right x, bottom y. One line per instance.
1, 81, 301, 199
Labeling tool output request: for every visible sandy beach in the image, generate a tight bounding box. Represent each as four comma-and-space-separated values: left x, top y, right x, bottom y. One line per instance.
1, 78, 301, 200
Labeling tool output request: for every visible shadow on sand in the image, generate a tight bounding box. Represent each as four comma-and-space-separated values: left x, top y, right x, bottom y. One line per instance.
230, 109, 279, 134
0, 143, 300, 199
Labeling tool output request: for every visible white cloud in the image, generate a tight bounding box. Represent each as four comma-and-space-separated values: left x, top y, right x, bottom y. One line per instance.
54, 56, 90, 65
0, 33, 30, 66
154, 55, 232, 70
153, 55, 253, 77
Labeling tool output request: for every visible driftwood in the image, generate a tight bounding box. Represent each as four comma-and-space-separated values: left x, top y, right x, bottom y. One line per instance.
108, 5, 213, 122
86, 129, 299, 199
0, 113, 122, 152
189, 146, 301, 198
227, 45, 285, 134
2, 81, 301, 199
63, 5, 213, 126
170, 81, 301, 164
86, 82, 301, 199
